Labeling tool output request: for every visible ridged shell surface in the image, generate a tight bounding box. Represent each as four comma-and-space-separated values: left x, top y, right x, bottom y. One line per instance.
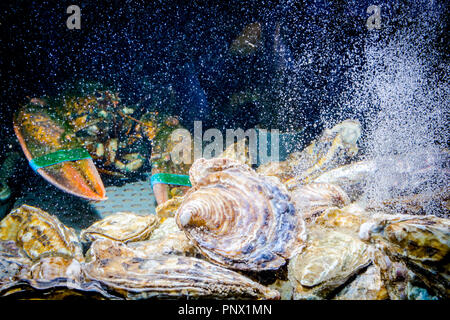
128, 218, 196, 256
363, 215, 450, 298
80, 212, 159, 243
290, 183, 350, 221
288, 226, 370, 299
0, 205, 83, 261
176, 158, 306, 270
155, 197, 184, 221
83, 239, 280, 299
333, 264, 388, 300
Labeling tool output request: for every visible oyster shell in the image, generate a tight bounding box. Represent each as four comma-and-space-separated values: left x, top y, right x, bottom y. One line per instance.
128, 233, 196, 257
285, 119, 361, 188
155, 197, 184, 221
188, 157, 254, 186
30, 255, 82, 282
176, 158, 306, 271
0, 240, 111, 299
312, 160, 375, 201
148, 217, 181, 240
370, 246, 438, 300
80, 211, 159, 243
0, 205, 83, 261
128, 218, 196, 256
219, 139, 253, 166
315, 204, 371, 236
0, 240, 31, 290
333, 264, 388, 300
288, 226, 371, 299
290, 183, 350, 221
362, 215, 450, 298
256, 160, 292, 183
84, 239, 280, 299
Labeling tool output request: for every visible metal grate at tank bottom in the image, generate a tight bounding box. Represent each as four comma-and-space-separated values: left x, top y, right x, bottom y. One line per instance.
12, 175, 157, 230
92, 178, 157, 219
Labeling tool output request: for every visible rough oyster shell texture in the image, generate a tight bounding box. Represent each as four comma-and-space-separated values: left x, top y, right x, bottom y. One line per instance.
128, 217, 197, 257
288, 226, 371, 299
0, 205, 83, 261
80, 211, 159, 243
289, 183, 350, 221
315, 204, 372, 236
333, 264, 388, 300
258, 119, 361, 188
0, 239, 112, 299
0, 240, 31, 289
363, 215, 450, 298
176, 158, 306, 271
369, 245, 439, 300
155, 196, 184, 221
84, 239, 280, 299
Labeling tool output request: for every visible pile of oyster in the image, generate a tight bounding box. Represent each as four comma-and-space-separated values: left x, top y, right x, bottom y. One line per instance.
0, 120, 448, 300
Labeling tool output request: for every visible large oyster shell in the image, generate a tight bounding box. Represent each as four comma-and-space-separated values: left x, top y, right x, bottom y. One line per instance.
362, 215, 450, 298
256, 160, 292, 183
288, 226, 370, 299
80, 211, 159, 243
0, 240, 111, 299
290, 183, 350, 221
370, 246, 438, 300
84, 239, 280, 299
176, 158, 306, 271
257, 120, 361, 188
0, 205, 83, 261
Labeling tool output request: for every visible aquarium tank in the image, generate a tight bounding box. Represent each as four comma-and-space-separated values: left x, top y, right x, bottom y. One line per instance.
0, 0, 448, 303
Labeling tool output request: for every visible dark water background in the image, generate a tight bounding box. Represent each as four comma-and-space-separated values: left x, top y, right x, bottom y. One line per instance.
3, 1, 446, 132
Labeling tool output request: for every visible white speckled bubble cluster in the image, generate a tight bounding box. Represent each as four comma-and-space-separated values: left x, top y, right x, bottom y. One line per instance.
335, 2, 449, 215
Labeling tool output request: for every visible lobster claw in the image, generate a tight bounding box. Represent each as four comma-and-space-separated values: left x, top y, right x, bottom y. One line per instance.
13, 105, 107, 201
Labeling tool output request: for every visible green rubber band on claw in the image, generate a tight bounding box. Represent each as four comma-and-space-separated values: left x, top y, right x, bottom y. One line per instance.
151, 173, 191, 187
29, 148, 92, 172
